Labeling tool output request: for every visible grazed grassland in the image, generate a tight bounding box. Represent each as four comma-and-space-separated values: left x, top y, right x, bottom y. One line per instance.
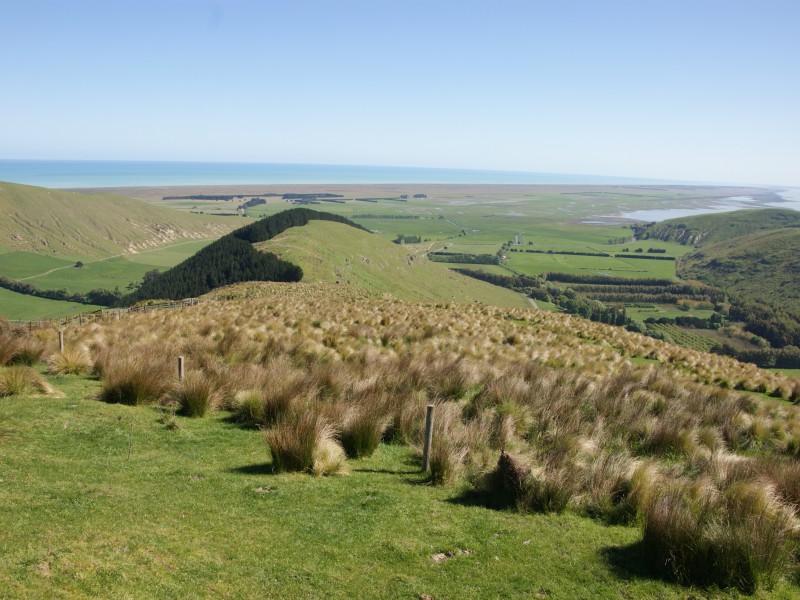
2, 282, 799, 596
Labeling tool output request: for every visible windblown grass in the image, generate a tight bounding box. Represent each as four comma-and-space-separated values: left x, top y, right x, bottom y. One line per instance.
265, 410, 348, 476
46, 346, 92, 376
0, 365, 52, 396
24, 281, 800, 592
171, 371, 220, 417
98, 352, 173, 406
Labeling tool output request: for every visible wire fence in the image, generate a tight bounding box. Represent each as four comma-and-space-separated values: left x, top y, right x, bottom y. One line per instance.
8, 298, 200, 331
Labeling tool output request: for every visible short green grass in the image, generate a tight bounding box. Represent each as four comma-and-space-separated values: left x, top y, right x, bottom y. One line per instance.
771, 368, 800, 379
0, 251, 74, 278
626, 304, 716, 321
505, 251, 678, 279
0, 287, 101, 320
259, 221, 529, 308
1, 376, 780, 599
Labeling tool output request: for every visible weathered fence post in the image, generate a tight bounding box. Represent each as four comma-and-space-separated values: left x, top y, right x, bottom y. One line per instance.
422, 404, 435, 472
79, 313, 83, 326
58, 330, 64, 353
178, 356, 185, 382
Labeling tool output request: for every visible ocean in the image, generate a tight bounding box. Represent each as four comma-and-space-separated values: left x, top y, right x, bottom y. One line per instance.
0, 159, 682, 188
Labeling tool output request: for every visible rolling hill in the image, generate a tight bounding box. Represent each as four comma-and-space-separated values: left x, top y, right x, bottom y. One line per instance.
639, 208, 800, 246
0, 181, 233, 259
257, 220, 529, 308
637, 209, 800, 313
679, 227, 800, 313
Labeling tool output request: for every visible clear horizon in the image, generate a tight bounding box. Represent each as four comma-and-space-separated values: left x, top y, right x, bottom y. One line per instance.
3, 1, 799, 187
0, 158, 712, 189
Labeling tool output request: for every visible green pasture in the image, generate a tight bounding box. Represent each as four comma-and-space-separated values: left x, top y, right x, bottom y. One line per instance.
772, 369, 800, 378
0, 381, 770, 599
18, 257, 153, 294
0, 251, 74, 279
0, 240, 218, 298
626, 305, 716, 321
124, 239, 216, 267
156, 190, 707, 260
0, 288, 101, 320
505, 252, 678, 279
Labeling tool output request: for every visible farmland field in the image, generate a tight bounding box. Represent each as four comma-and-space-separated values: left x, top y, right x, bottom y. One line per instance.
0, 240, 217, 297
0, 183, 784, 326
0, 287, 101, 320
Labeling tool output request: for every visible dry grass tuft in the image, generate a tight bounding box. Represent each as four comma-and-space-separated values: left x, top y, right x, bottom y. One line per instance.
0, 366, 54, 396
642, 478, 796, 592
47, 346, 92, 376
265, 410, 348, 475
98, 353, 172, 406
340, 399, 390, 458
171, 371, 221, 417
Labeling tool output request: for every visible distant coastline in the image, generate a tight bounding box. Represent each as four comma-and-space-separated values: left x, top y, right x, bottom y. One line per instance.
0, 159, 690, 188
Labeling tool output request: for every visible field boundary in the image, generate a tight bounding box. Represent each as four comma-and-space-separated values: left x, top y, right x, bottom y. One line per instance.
8, 298, 200, 330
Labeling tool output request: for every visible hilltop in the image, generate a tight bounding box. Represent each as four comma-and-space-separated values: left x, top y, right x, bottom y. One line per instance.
0, 181, 233, 259
257, 220, 529, 308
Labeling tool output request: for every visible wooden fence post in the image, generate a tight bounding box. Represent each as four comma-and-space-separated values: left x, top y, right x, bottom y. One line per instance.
58, 330, 64, 353
422, 404, 435, 472
178, 356, 185, 382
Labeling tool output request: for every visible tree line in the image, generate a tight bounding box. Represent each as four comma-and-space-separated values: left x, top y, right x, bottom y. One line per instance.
429, 252, 500, 265
0, 277, 121, 306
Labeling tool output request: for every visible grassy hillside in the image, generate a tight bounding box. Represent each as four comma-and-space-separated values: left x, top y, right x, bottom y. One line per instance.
257, 220, 529, 308
635, 208, 800, 314
2, 284, 799, 597
680, 227, 800, 313
0, 181, 233, 259
640, 208, 800, 247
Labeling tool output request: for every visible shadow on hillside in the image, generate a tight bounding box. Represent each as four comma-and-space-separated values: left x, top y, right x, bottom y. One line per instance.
229, 462, 274, 475
599, 540, 661, 583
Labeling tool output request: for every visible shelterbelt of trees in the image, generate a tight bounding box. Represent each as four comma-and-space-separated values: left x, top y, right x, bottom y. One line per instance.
127, 209, 368, 302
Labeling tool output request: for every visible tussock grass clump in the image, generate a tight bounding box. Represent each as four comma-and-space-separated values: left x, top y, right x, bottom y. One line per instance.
340, 400, 390, 458
385, 390, 427, 443
10, 337, 45, 366
98, 354, 172, 406
0, 366, 53, 396
0, 325, 46, 367
46, 346, 92, 376
494, 450, 574, 514
265, 411, 348, 475
642, 479, 796, 592
582, 451, 638, 523
428, 402, 471, 485
0, 328, 23, 366
233, 358, 312, 426
171, 371, 220, 417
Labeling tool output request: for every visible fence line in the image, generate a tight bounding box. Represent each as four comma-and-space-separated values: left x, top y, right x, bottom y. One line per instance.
10, 298, 200, 331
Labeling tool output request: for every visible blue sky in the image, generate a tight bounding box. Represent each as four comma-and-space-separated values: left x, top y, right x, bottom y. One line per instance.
2, 0, 799, 186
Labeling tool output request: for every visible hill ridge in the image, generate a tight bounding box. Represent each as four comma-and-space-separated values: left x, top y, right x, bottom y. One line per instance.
0, 180, 233, 259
